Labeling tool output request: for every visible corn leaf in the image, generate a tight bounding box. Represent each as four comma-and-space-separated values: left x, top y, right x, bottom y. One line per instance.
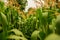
8, 35, 27, 40
31, 30, 40, 40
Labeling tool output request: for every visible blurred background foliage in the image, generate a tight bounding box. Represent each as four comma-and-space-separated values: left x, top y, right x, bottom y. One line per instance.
0, 0, 60, 40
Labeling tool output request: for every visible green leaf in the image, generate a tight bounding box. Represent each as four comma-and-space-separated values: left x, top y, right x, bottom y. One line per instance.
8, 35, 27, 40
0, 1, 4, 12
0, 26, 2, 31
45, 33, 60, 40
31, 30, 40, 40
0, 12, 8, 40
42, 12, 48, 26
39, 31, 46, 40
9, 29, 24, 37
0, 12, 8, 26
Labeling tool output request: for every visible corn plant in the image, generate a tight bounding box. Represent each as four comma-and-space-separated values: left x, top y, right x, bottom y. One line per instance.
0, 1, 60, 40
